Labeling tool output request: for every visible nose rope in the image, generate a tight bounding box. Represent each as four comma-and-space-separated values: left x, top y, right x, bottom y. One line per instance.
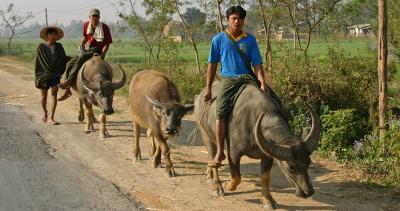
185, 96, 217, 155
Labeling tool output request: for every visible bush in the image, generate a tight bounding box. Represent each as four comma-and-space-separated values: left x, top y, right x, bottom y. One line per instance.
319, 108, 369, 160
359, 120, 400, 186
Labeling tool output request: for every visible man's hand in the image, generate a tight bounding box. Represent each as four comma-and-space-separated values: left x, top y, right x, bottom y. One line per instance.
204, 88, 212, 102
261, 84, 270, 96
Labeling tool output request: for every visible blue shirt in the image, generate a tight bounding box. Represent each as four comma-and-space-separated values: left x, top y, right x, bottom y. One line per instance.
208, 31, 263, 77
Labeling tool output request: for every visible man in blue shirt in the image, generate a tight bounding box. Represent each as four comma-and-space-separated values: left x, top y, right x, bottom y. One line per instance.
204, 5, 268, 168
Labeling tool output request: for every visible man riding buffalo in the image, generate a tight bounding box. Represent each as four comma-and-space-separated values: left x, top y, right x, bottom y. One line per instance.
203, 5, 272, 168
58, 8, 113, 101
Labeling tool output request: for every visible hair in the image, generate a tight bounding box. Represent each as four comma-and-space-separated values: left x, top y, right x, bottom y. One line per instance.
226, 5, 246, 19
46, 28, 57, 35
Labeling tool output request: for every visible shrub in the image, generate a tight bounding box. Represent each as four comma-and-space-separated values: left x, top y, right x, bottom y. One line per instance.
319, 108, 369, 160
359, 120, 400, 186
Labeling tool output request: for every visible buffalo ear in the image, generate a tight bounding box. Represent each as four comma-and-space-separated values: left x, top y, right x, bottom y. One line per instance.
183, 104, 194, 114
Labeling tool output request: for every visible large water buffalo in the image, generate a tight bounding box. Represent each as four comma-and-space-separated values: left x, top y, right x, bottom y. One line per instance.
194, 81, 320, 209
72, 55, 126, 138
128, 70, 193, 177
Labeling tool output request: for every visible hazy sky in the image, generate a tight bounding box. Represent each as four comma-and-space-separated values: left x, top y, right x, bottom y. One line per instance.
0, 0, 140, 26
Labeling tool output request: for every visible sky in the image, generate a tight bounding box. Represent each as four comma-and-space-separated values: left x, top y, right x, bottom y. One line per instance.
0, 0, 143, 26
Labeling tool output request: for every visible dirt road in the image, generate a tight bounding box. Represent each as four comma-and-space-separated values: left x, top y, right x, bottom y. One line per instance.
0, 102, 140, 210
0, 57, 398, 210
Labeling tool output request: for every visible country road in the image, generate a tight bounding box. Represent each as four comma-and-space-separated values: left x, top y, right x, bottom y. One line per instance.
0, 56, 398, 211
0, 102, 140, 210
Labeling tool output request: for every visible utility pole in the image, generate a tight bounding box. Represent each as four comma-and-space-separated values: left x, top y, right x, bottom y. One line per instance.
45, 8, 48, 26
378, 0, 388, 139
293, 2, 296, 57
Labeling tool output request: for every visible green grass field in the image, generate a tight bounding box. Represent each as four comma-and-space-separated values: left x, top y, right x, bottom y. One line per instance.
0, 37, 375, 69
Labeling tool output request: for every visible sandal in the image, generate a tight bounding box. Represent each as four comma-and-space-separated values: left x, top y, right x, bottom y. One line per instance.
207, 161, 222, 168
57, 89, 72, 101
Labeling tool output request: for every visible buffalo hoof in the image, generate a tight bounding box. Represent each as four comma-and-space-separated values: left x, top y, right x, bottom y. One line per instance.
133, 154, 142, 163
211, 187, 225, 197
165, 168, 176, 177
262, 197, 278, 210
152, 158, 161, 168
224, 181, 238, 191
100, 131, 110, 138
296, 189, 307, 198
263, 204, 277, 210
84, 129, 94, 134
78, 112, 84, 122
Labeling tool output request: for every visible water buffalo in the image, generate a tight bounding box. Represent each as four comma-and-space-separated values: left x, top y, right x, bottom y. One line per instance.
194, 81, 320, 209
128, 70, 193, 177
72, 55, 126, 138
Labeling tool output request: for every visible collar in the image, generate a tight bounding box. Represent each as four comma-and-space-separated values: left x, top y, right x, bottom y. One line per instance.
226, 29, 247, 41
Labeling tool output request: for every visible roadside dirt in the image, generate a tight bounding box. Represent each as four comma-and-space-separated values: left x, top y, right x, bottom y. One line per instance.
0, 56, 398, 211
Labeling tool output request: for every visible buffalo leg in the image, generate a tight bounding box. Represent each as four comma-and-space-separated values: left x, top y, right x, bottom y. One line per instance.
155, 134, 175, 177
260, 158, 278, 209
132, 122, 142, 162
198, 126, 224, 195
99, 113, 109, 138
78, 99, 85, 122
82, 100, 95, 133
225, 154, 241, 191
198, 125, 215, 182
147, 129, 161, 168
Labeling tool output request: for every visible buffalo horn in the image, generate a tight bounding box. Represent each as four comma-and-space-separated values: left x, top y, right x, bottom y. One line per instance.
302, 105, 321, 155
254, 113, 295, 161
80, 65, 100, 90
112, 64, 126, 90
145, 95, 162, 109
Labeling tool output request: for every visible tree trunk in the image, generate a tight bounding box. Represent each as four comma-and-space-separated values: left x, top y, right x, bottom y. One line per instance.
128, 0, 156, 64
378, 0, 388, 139
258, 0, 273, 75
173, 0, 201, 75
216, 0, 224, 32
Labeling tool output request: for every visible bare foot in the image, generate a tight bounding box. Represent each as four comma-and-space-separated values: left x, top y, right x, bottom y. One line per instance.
57, 89, 72, 101
212, 152, 226, 164
41, 112, 48, 123
47, 119, 60, 125
58, 80, 71, 89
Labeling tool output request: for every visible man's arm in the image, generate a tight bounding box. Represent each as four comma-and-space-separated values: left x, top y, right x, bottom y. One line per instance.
101, 44, 109, 57
101, 24, 112, 56
253, 64, 268, 93
80, 36, 88, 49
204, 63, 218, 102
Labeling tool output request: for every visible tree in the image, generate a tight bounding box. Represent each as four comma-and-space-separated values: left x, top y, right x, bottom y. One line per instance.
0, 3, 33, 48
172, 0, 201, 75
256, 0, 281, 75
387, 0, 400, 58
117, 0, 174, 65
282, 0, 342, 64
377, 0, 388, 139
182, 7, 206, 26
216, 0, 224, 31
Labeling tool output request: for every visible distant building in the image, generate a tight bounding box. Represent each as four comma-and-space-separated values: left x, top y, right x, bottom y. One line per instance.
163, 20, 185, 43
257, 22, 308, 41
347, 24, 372, 37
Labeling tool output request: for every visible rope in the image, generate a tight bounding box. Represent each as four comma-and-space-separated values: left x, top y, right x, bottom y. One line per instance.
184, 96, 216, 155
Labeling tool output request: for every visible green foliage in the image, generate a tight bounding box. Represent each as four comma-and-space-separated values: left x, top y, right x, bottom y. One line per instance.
388, 0, 400, 59
319, 108, 369, 160
182, 7, 206, 26
359, 120, 400, 186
